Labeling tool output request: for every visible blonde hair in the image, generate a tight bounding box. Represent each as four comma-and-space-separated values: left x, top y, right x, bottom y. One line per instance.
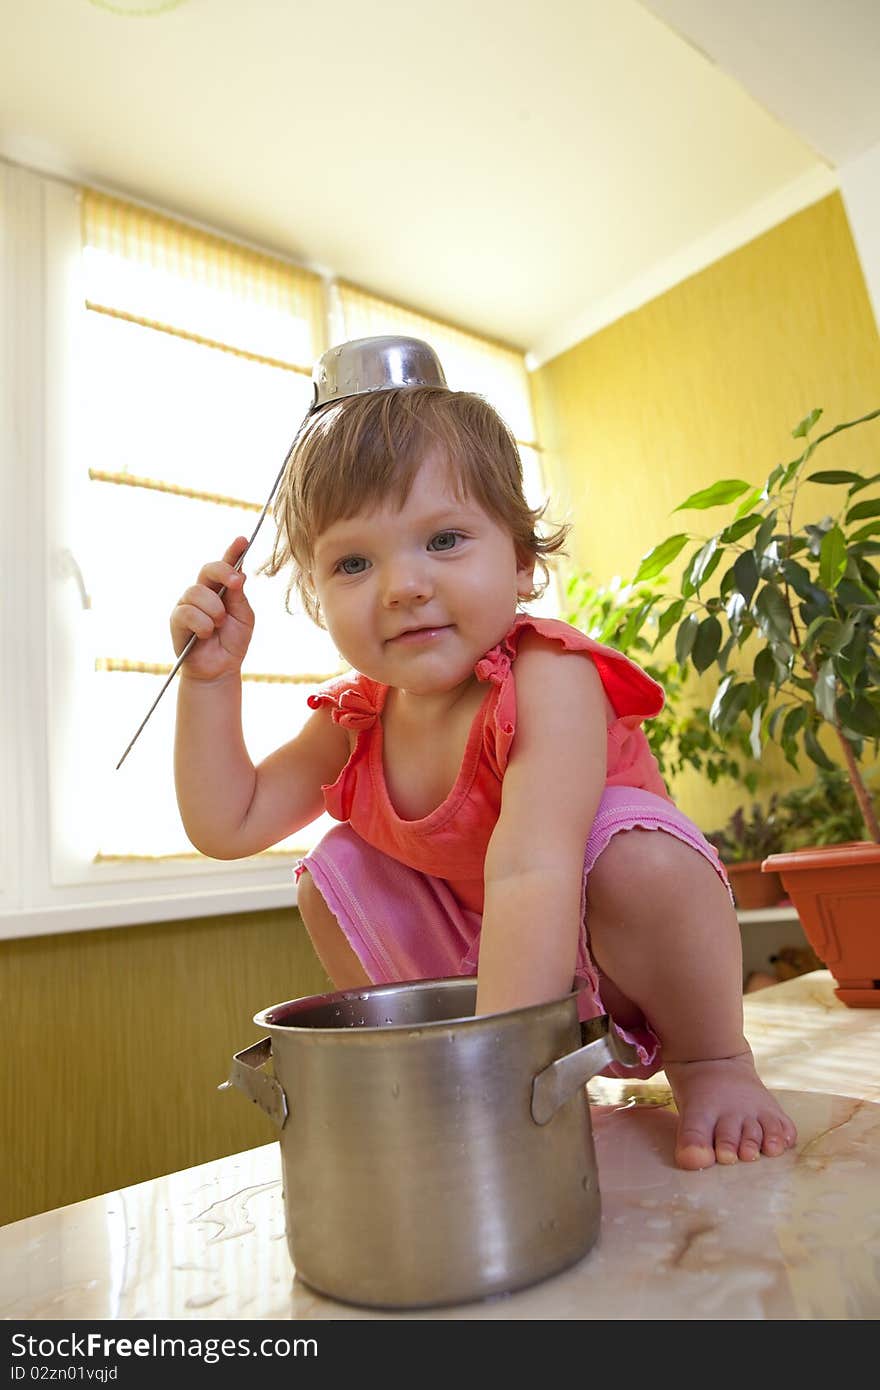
262, 386, 569, 625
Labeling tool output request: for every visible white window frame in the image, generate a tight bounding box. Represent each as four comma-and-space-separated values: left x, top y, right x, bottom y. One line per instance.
1, 164, 310, 941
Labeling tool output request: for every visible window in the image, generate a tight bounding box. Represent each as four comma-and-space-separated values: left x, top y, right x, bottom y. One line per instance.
1, 158, 553, 939
76, 190, 341, 870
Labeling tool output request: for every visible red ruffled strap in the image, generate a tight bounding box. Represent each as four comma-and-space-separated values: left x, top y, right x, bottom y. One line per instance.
502, 615, 665, 720
307, 676, 380, 731
306, 674, 381, 822
474, 636, 517, 778
476, 614, 666, 779
474, 633, 516, 687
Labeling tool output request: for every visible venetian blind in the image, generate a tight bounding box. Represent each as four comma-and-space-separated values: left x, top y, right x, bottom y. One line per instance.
79, 191, 340, 861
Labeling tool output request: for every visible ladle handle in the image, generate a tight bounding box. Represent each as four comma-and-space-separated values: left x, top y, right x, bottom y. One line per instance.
115, 563, 238, 771
115, 440, 296, 770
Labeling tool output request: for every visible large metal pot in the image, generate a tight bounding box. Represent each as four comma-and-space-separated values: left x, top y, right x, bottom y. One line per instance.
223, 978, 640, 1309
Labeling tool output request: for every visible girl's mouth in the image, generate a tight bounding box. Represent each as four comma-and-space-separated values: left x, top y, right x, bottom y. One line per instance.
387, 625, 452, 645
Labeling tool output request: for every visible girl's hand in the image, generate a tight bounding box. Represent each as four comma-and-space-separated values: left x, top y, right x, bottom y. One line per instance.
170, 537, 254, 682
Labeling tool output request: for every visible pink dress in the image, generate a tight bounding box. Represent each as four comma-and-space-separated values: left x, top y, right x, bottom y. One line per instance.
298, 615, 730, 1077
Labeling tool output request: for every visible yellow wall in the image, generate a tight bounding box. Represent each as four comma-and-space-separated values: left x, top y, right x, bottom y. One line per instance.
532, 192, 880, 828
0, 909, 331, 1225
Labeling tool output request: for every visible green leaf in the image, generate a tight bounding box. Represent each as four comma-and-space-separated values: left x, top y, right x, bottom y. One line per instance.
807, 470, 865, 484
711, 681, 752, 733
819, 524, 847, 590
780, 559, 815, 599
673, 480, 752, 512
770, 640, 794, 678
780, 456, 806, 488
759, 540, 782, 579
717, 632, 737, 672
680, 549, 699, 600
846, 498, 880, 525
690, 538, 718, 590
814, 659, 837, 721
768, 704, 789, 739
719, 564, 737, 601
838, 577, 875, 609
802, 615, 841, 655
692, 615, 722, 673
782, 706, 808, 743
708, 674, 733, 728
674, 613, 700, 667
804, 724, 836, 771
782, 536, 809, 557
657, 599, 685, 643
857, 558, 880, 593
805, 519, 834, 557
734, 488, 765, 521
755, 512, 777, 556
749, 705, 764, 759
792, 409, 823, 438
848, 520, 880, 545
754, 584, 792, 643
733, 550, 759, 606
697, 548, 724, 591
752, 646, 776, 693
838, 694, 880, 739
766, 464, 786, 493
830, 614, 858, 654
838, 627, 869, 692
806, 406, 880, 454
721, 512, 763, 544
847, 471, 880, 497
725, 590, 747, 637
634, 533, 689, 583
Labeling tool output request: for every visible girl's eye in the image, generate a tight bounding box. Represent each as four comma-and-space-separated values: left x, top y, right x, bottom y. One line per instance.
337, 556, 368, 575
429, 531, 460, 552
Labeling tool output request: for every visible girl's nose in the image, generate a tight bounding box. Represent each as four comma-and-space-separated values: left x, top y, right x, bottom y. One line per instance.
381, 559, 433, 606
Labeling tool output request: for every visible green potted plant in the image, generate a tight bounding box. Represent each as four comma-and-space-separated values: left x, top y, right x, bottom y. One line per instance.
704, 798, 787, 910
632, 405, 880, 1005
775, 766, 879, 850
565, 571, 757, 790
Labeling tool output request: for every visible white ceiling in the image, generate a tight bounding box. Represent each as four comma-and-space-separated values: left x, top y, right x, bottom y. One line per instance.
1, 0, 877, 361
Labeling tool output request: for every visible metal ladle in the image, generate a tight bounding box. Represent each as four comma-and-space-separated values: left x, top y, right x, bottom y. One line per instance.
115, 335, 448, 768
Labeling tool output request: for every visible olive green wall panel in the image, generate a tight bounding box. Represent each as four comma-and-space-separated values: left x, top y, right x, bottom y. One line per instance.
1, 909, 330, 1226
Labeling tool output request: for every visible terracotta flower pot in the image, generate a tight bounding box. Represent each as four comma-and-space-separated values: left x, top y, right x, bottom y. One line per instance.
762, 842, 880, 1007
725, 859, 785, 911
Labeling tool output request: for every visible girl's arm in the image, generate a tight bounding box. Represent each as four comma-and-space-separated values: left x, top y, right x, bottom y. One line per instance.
172, 538, 349, 859
476, 631, 608, 1016
175, 683, 349, 859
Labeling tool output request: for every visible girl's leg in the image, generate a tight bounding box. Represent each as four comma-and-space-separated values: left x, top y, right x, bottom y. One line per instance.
295, 824, 481, 986
296, 867, 371, 990
585, 827, 797, 1171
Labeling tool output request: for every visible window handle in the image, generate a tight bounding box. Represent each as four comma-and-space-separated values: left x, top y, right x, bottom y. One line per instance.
57, 548, 92, 610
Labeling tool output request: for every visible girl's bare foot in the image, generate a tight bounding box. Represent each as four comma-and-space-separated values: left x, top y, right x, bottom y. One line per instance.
663, 1052, 798, 1170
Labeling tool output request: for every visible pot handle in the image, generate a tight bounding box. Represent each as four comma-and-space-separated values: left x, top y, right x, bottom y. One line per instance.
218, 1037, 289, 1131
531, 1019, 642, 1125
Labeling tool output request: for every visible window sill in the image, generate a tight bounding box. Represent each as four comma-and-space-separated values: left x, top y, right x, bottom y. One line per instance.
736, 905, 800, 925
0, 862, 302, 941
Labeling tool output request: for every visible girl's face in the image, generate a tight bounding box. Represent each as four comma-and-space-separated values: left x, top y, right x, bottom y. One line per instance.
310, 451, 534, 695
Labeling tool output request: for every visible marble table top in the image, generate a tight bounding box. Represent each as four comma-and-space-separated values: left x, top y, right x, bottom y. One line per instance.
2, 971, 879, 1321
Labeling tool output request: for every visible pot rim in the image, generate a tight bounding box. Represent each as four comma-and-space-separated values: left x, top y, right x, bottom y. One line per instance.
254, 976, 591, 1036
763, 840, 880, 873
